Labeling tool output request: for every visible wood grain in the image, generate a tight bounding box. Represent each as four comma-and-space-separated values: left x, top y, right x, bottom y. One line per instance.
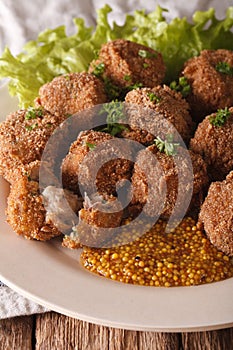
35, 312, 180, 350
35, 312, 109, 350
0, 315, 34, 350
182, 328, 233, 350
1, 312, 233, 350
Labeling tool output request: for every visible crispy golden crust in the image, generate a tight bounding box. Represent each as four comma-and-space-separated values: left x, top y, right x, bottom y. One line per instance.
0, 108, 65, 183
62, 130, 133, 196
88, 39, 166, 89
131, 145, 208, 219
199, 171, 233, 256
183, 49, 233, 122
76, 193, 123, 247
123, 85, 193, 144
6, 175, 61, 241
36, 72, 107, 117
189, 108, 233, 181
62, 235, 81, 249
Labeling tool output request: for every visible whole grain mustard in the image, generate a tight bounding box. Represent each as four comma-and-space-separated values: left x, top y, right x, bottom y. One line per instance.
81, 217, 233, 287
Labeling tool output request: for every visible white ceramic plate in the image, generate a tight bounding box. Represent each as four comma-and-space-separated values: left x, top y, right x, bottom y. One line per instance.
0, 85, 233, 332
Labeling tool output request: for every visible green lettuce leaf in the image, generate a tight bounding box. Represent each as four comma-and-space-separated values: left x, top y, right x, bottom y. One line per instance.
0, 5, 233, 107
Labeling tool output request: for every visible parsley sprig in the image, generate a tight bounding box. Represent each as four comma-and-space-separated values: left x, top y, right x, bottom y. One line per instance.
98, 101, 127, 136
154, 134, 180, 156
92, 62, 105, 77
170, 76, 191, 97
25, 106, 43, 120
147, 92, 161, 103
215, 61, 233, 76
85, 142, 96, 150
209, 107, 231, 127
138, 49, 158, 59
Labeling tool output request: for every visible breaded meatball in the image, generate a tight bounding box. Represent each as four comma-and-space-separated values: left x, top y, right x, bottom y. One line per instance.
189, 107, 233, 181
6, 160, 81, 240
122, 85, 193, 145
130, 144, 208, 220
88, 39, 165, 94
182, 49, 233, 122
199, 171, 233, 256
36, 72, 107, 117
0, 108, 67, 183
62, 130, 133, 196
71, 192, 123, 247
6, 162, 60, 241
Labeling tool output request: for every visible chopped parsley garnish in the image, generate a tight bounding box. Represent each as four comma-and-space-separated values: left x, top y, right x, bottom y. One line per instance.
170, 76, 191, 97
138, 49, 158, 59
103, 78, 143, 101
25, 123, 38, 131
127, 82, 143, 91
154, 134, 180, 156
143, 63, 149, 69
215, 61, 233, 76
92, 62, 105, 77
98, 101, 128, 136
85, 142, 96, 150
209, 107, 231, 127
100, 101, 125, 124
124, 74, 131, 81
25, 107, 43, 120
103, 78, 121, 101
147, 92, 161, 103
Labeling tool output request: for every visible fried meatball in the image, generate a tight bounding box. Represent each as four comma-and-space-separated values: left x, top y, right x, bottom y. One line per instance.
182, 49, 233, 122
62, 130, 133, 196
6, 160, 81, 240
130, 144, 208, 220
36, 72, 107, 117
6, 161, 58, 241
122, 85, 193, 145
88, 39, 165, 93
0, 108, 66, 183
199, 171, 233, 256
189, 107, 233, 181
71, 192, 123, 247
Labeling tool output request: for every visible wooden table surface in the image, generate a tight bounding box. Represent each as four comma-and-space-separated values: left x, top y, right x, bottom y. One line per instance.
0, 312, 233, 350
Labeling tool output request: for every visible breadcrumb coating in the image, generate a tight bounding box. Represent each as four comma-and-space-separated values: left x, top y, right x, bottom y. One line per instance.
36, 72, 107, 117
131, 145, 208, 219
88, 39, 165, 90
0, 108, 66, 183
199, 171, 233, 256
182, 49, 233, 122
6, 175, 61, 241
190, 107, 233, 181
62, 130, 133, 196
123, 85, 193, 145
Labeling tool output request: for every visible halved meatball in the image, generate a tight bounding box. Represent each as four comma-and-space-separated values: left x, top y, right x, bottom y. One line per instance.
71, 192, 123, 247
